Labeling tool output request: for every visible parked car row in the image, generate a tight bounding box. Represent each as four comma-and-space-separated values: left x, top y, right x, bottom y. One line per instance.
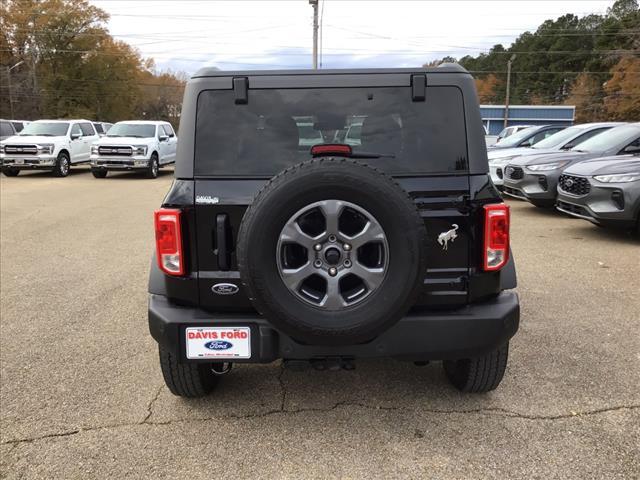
488, 122, 640, 235
0, 119, 177, 179
489, 122, 624, 188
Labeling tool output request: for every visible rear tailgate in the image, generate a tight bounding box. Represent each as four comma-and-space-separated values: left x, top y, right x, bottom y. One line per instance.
194, 175, 475, 311
187, 70, 494, 312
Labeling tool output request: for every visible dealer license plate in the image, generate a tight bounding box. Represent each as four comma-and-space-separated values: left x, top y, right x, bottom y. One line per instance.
15, 159, 25, 165
185, 327, 251, 359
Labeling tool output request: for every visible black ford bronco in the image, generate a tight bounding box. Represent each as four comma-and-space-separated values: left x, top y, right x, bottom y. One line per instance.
149, 65, 519, 397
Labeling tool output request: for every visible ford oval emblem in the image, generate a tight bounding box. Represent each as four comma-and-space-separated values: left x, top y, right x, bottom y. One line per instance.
204, 340, 233, 350
212, 283, 239, 295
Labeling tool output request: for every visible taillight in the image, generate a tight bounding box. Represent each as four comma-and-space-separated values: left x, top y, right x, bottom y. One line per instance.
483, 203, 510, 271
310, 143, 352, 157
154, 208, 185, 276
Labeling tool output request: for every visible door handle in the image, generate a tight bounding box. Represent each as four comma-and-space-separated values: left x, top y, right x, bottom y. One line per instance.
215, 214, 232, 271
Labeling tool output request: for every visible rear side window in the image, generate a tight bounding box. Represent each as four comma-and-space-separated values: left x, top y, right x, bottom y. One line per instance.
563, 128, 609, 149
80, 123, 95, 136
94, 123, 104, 134
624, 137, 640, 150
195, 86, 468, 176
163, 124, 175, 137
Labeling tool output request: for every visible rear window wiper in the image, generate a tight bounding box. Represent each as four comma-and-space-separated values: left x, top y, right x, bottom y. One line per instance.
351, 151, 396, 159
311, 144, 395, 159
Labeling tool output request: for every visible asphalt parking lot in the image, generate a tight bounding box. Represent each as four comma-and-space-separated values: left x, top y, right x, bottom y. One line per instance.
1, 167, 639, 479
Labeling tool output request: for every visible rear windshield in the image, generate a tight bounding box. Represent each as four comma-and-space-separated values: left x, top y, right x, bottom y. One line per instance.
195, 86, 468, 176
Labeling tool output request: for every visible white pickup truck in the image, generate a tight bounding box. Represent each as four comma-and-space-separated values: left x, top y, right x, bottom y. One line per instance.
1, 119, 99, 177
90, 121, 177, 179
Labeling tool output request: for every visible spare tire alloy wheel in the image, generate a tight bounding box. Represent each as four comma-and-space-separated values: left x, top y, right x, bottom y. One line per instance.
277, 200, 388, 310
238, 158, 428, 346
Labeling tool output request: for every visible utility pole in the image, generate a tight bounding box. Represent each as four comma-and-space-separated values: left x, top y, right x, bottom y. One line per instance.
6, 60, 24, 119
504, 54, 516, 128
310, 0, 319, 69
6, 67, 13, 119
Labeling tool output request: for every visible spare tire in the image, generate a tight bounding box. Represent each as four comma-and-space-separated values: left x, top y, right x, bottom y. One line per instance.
237, 158, 427, 346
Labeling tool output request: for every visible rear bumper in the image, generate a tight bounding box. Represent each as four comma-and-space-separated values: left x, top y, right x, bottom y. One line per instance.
149, 291, 520, 363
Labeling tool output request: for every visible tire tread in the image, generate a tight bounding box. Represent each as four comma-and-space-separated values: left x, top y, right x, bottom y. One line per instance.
444, 343, 509, 393
159, 346, 218, 398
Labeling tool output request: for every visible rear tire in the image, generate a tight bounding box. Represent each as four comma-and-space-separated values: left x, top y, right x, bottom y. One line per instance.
91, 168, 108, 178
1, 167, 19, 177
146, 154, 159, 179
53, 152, 70, 177
443, 343, 509, 393
159, 346, 219, 398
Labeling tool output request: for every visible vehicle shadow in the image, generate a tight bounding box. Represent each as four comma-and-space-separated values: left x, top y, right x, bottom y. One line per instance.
508, 200, 638, 243
150, 358, 506, 425
565, 222, 639, 245
103, 168, 174, 180
4, 167, 92, 178
511, 203, 559, 218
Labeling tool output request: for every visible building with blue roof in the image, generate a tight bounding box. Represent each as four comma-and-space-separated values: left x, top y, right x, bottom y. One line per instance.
482, 105, 575, 135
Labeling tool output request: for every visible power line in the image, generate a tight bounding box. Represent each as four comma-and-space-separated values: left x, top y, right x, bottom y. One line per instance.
7, 27, 639, 43
470, 70, 640, 75
2, 47, 638, 57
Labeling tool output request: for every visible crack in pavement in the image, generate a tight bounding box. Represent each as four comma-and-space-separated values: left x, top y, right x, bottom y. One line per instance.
278, 362, 286, 411
2, 383, 165, 448
141, 385, 164, 424
146, 402, 640, 424
3, 401, 638, 447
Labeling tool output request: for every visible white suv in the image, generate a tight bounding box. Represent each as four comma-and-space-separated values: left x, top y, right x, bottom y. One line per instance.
90, 121, 177, 179
1, 119, 99, 177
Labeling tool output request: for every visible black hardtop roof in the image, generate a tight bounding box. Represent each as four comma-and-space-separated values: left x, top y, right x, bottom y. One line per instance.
192, 63, 469, 79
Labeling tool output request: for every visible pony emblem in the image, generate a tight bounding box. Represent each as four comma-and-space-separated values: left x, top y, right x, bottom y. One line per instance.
437, 224, 459, 251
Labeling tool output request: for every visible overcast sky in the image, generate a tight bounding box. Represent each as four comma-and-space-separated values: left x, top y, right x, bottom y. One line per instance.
92, 0, 616, 74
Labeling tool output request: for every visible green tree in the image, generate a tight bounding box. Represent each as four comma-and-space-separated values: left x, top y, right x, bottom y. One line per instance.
1, 0, 186, 122
427, 0, 639, 115
135, 63, 186, 129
